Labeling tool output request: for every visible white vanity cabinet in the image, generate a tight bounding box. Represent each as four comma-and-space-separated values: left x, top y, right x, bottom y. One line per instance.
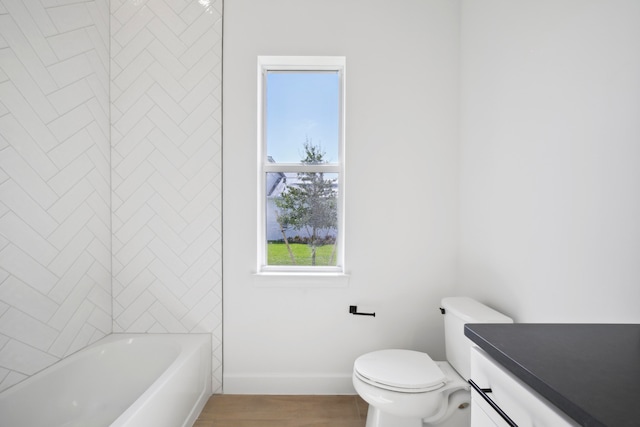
469, 347, 580, 427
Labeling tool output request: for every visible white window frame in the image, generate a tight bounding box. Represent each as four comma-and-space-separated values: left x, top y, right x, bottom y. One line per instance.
257, 56, 346, 275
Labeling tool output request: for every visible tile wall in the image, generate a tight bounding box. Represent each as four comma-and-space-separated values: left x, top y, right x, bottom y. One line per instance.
0, 0, 222, 393
110, 0, 223, 391
0, 0, 111, 392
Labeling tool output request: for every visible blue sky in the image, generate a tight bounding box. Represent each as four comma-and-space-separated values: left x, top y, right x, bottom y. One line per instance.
266, 71, 339, 163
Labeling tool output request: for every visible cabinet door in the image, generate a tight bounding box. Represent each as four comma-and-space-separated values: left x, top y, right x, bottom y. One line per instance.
471, 397, 511, 427
470, 347, 579, 427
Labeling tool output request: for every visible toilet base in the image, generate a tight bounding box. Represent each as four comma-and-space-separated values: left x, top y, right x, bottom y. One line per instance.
364, 394, 470, 427
365, 405, 423, 427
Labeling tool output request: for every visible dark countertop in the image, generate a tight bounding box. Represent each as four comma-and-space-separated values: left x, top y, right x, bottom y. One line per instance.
464, 323, 640, 427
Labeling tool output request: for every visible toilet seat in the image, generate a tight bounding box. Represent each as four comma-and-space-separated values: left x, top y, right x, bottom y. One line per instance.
354, 349, 447, 393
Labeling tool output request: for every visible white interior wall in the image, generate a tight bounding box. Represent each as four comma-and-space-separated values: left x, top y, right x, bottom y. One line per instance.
0, 0, 111, 392
110, 0, 223, 392
223, 0, 460, 393
0, 0, 223, 393
3, 0, 638, 398
458, 0, 640, 322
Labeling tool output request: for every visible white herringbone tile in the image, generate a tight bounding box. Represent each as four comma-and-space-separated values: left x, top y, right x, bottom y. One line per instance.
0, 147, 58, 208
0, 212, 58, 265
0, 0, 222, 394
0, 180, 58, 237
0, 16, 58, 96
48, 3, 94, 34
111, 0, 222, 391
0, 244, 58, 295
0, 0, 111, 392
0, 308, 57, 351
0, 277, 57, 323
47, 53, 95, 88
0, 81, 57, 150
48, 29, 95, 61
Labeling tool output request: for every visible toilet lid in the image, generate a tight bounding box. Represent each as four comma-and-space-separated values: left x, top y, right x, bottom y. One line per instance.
354, 349, 446, 392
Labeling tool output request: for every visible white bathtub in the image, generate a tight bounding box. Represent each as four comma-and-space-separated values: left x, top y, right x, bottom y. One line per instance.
0, 333, 212, 427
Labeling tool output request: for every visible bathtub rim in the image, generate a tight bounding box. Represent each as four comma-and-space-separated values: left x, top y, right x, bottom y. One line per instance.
0, 333, 211, 394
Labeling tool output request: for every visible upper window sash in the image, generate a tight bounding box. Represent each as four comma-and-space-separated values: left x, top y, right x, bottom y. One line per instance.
257, 56, 346, 166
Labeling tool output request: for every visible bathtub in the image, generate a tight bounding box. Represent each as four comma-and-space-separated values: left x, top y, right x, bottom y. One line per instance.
0, 333, 212, 427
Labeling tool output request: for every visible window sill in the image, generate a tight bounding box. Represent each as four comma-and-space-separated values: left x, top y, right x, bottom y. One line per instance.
252, 272, 350, 288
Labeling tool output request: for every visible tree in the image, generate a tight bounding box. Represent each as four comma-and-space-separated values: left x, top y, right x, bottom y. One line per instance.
275, 141, 338, 265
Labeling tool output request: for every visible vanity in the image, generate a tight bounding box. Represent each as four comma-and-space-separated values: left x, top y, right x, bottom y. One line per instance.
464, 324, 640, 427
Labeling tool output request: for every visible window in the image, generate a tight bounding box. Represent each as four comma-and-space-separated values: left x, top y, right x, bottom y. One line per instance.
257, 56, 345, 274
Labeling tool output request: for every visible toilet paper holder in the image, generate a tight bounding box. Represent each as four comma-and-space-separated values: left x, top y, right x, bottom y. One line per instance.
349, 305, 376, 317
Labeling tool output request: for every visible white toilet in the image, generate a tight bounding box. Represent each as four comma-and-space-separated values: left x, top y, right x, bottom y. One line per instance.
352, 297, 512, 427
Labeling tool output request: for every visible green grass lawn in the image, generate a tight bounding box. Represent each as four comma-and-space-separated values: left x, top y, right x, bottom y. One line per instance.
267, 242, 337, 266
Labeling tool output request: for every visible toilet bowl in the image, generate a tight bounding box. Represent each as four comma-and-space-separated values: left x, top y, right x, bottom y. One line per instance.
353, 350, 469, 427
352, 297, 512, 427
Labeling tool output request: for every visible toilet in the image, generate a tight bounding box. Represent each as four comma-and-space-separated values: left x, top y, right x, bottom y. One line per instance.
352, 297, 512, 427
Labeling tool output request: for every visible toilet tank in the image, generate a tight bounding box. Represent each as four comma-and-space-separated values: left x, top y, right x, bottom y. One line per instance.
441, 297, 512, 380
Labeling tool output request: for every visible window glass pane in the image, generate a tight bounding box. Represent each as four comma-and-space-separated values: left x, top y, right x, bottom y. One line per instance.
266, 71, 339, 164
266, 172, 338, 266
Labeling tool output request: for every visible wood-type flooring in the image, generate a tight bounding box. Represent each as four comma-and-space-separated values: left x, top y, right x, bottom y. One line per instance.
194, 394, 368, 427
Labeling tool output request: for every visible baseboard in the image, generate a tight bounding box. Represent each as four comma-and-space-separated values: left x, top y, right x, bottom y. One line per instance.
222, 373, 356, 394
